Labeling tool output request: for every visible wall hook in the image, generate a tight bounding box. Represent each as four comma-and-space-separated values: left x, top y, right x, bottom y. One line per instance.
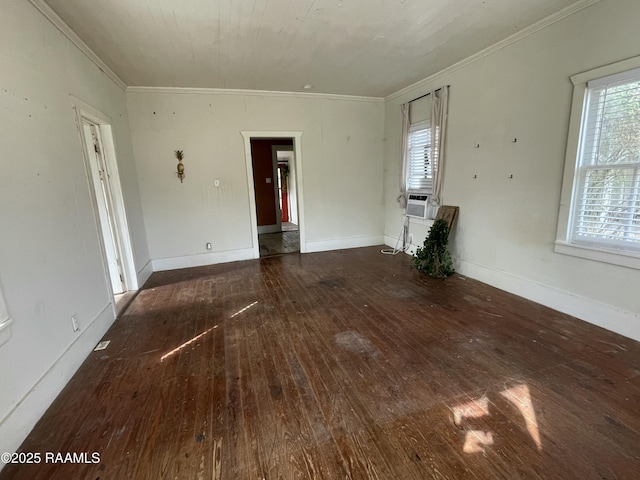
512, 138, 518, 143
508, 174, 514, 179
473, 174, 477, 179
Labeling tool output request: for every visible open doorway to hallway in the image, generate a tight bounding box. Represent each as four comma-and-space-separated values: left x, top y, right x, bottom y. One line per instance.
249, 138, 300, 257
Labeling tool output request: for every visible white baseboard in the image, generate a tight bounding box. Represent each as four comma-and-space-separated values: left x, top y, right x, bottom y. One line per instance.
152, 248, 255, 271
0, 304, 115, 470
136, 259, 153, 288
257, 225, 280, 234
456, 259, 640, 342
385, 236, 640, 342
305, 235, 384, 253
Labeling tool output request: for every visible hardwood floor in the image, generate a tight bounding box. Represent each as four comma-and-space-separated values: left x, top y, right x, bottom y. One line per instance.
2, 247, 639, 479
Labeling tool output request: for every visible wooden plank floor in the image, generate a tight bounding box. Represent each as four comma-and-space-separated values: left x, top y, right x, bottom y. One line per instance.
2, 246, 639, 479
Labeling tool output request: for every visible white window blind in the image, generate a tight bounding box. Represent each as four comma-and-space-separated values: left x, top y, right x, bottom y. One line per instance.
406, 124, 432, 192
572, 73, 640, 250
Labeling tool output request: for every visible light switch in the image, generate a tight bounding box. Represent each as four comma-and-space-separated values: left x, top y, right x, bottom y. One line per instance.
266, 178, 272, 183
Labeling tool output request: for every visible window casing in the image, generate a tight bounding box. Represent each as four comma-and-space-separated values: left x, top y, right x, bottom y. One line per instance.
556, 57, 640, 269
406, 122, 433, 194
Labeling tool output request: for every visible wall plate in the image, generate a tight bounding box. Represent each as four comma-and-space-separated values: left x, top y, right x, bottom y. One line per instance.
94, 340, 110, 351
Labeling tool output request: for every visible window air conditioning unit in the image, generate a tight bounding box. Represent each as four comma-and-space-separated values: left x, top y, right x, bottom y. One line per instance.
406, 194, 429, 219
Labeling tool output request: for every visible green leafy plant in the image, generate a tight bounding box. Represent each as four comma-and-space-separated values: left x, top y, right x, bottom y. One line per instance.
413, 219, 454, 278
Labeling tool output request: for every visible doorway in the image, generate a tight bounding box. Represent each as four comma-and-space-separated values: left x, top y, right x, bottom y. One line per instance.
242, 131, 306, 258
273, 146, 298, 229
74, 99, 138, 311
249, 139, 299, 257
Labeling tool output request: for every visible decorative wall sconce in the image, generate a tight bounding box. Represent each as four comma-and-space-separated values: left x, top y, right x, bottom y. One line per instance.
175, 150, 185, 182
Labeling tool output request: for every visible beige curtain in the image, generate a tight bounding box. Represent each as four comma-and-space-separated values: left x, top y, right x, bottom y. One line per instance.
430, 86, 449, 213
397, 103, 410, 209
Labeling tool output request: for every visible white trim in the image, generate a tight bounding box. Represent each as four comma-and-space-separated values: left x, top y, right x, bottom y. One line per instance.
70, 95, 113, 124
555, 55, 640, 270
0, 304, 115, 468
241, 131, 306, 257
390, 238, 640, 342
151, 248, 255, 272
258, 225, 281, 234
136, 260, 153, 288
271, 144, 294, 233
455, 259, 640, 342
305, 235, 384, 253
386, 0, 601, 102
587, 66, 640, 88
554, 242, 640, 270
28, 0, 127, 91
127, 86, 384, 103
571, 56, 640, 85
26, 0, 599, 101
72, 97, 140, 292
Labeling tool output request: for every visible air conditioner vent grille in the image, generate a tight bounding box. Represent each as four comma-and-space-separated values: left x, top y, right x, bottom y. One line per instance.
406, 194, 429, 219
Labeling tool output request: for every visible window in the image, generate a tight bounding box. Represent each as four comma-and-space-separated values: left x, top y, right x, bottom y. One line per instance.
407, 122, 433, 193
556, 57, 640, 269
574, 73, 640, 247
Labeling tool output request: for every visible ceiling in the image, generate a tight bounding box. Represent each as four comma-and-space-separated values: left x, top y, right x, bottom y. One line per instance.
42, 0, 586, 97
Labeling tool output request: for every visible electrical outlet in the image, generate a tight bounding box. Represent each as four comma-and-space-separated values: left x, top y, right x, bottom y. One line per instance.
206, 242, 212, 250
71, 314, 79, 332
408, 234, 414, 244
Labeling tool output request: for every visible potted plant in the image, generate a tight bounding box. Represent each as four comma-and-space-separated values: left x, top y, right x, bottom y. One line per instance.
413, 219, 454, 278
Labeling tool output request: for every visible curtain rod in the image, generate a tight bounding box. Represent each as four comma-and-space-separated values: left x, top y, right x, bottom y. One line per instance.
408, 85, 450, 104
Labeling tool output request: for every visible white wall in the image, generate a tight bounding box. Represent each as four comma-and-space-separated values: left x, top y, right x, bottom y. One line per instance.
384, 0, 640, 341
127, 89, 385, 268
0, 0, 150, 463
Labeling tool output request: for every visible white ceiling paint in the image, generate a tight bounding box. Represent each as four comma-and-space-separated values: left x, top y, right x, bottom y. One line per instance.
41, 0, 589, 97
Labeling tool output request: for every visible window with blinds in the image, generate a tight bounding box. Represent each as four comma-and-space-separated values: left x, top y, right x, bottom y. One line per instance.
571, 68, 640, 251
406, 123, 432, 192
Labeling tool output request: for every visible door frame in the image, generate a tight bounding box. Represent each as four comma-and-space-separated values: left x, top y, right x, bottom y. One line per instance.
271, 144, 294, 228
82, 120, 126, 294
72, 97, 138, 301
241, 131, 306, 258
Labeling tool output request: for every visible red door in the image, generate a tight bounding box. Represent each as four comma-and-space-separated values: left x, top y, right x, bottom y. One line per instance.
278, 164, 289, 223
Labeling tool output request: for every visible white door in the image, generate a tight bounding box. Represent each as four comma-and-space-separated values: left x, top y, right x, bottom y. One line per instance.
82, 121, 126, 295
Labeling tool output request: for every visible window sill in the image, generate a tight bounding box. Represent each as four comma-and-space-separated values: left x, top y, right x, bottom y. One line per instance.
554, 241, 640, 270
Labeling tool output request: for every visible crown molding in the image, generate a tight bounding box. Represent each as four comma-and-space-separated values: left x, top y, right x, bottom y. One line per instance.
126, 86, 384, 103
28, 0, 127, 91
28, 0, 600, 102
386, 0, 602, 102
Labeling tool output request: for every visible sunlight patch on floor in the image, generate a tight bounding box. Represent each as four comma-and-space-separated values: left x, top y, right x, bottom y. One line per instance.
500, 384, 541, 450
161, 301, 258, 361
452, 383, 541, 453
